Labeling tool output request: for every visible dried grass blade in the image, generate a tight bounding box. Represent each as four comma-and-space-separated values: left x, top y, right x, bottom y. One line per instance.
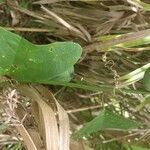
17, 85, 59, 150
4, 27, 52, 32
85, 29, 150, 52
55, 100, 70, 150
15, 124, 37, 150
41, 6, 87, 41
33, 85, 70, 150
27, 129, 44, 150
15, 7, 46, 20
33, 0, 84, 4
33, 0, 65, 4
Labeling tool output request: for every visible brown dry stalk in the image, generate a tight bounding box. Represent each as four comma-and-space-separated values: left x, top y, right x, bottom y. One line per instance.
67, 105, 102, 113
85, 29, 150, 53
17, 85, 70, 150
17, 85, 59, 150
33, 0, 79, 4
33, 85, 70, 150
15, 124, 37, 150
55, 101, 70, 150
41, 6, 87, 41
7, 1, 46, 21
4, 27, 52, 32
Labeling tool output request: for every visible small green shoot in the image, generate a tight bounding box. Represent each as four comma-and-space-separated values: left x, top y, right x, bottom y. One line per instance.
143, 67, 150, 91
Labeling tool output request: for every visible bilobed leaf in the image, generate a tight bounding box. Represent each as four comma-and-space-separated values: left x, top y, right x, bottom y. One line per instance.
0, 27, 82, 83
74, 110, 140, 138
143, 67, 150, 91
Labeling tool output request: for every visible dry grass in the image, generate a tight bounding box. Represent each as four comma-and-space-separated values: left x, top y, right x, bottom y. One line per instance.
0, 0, 150, 149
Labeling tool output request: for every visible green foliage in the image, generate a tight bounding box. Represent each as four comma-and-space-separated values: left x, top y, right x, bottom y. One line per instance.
119, 63, 150, 87
94, 141, 126, 150
0, 27, 82, 83
97, 34, 150, 51
20, 0, 29, 8
143, 67, 150, 91
132, 0, 150, 11
4, 143, 23, 150
74, 110, 141, 138
125, 145, 150, 150
0, 0, 4, 3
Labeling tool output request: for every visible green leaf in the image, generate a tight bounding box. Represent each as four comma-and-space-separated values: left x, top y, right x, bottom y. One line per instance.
143, 67, 150, 92
0, 27, 82, 83
0, 0, 4, 3
124, 144, 150, 150
132, 0, 150, 11
118, 63, 150, 88
74, 110, 141, 138
96, 33, 150, 51
131, 146, 150, 150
